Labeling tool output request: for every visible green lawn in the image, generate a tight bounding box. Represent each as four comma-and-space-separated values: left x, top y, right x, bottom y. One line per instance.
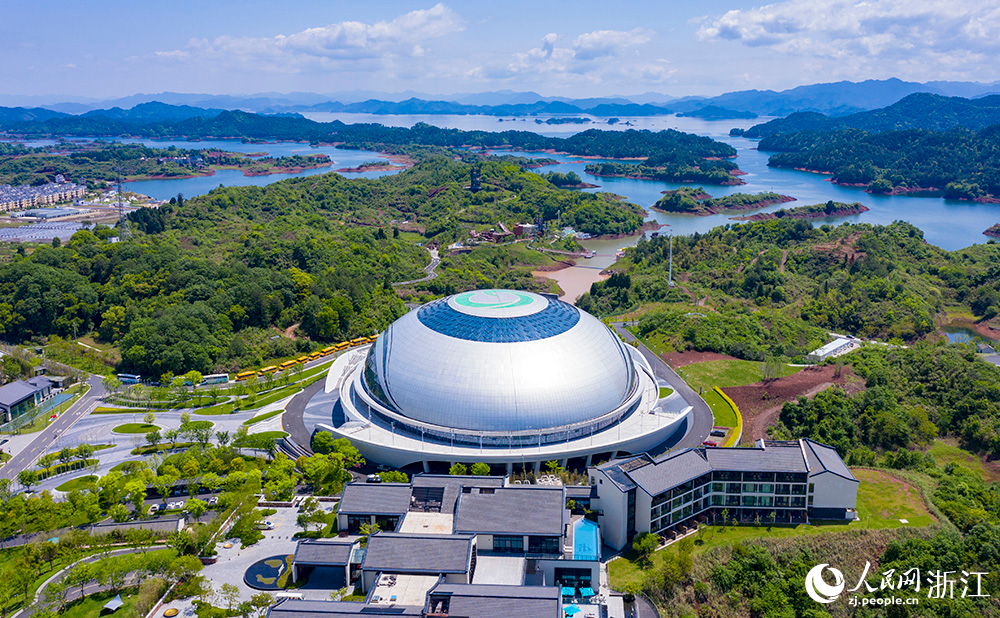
703, 389, 738, 428
55, 475, 98, 492
928, 439, 1000, 482
235, 384, 302, 411
243, 409, 284, 426
609, 467, 934, 591
57, 589, 141, 618
679, 359, 801, 393
193, 401, 235, 415
111, 423, 160, 434
249, 430, 288, 440
180, 420, 213, 431
658, 387, 674, 398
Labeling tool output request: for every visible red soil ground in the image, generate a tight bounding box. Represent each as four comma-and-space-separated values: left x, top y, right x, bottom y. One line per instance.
722, 365, 866, 442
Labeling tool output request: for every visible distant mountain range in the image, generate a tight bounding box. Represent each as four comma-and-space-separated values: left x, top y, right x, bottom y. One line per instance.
3, 78, 1000, 120
739, 93, 1000, 138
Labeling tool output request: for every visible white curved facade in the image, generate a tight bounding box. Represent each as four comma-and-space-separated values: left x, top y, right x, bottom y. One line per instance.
315, 290, 692, 468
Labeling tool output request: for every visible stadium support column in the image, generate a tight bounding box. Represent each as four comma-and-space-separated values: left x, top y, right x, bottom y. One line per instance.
506, 462, 513, 476
585, 454, 593, 467
533, 461, 541, 475
422, 461, 430, 473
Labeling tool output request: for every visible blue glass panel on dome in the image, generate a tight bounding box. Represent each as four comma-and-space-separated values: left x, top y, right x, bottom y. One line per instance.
417, 297, 580, 342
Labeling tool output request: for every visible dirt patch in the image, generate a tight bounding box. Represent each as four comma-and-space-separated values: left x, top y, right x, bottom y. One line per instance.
661, 350, 737, 368
722, 365, 866, 442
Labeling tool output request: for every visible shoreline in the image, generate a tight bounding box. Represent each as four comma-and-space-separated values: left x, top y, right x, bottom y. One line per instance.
783, 165, 1000, 202
730, 204, 869, 221
985, 224, 1000, 239
653, 193, 795, 216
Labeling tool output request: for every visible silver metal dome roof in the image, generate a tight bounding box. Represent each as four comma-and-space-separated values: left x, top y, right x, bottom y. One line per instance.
361, 289, 637, 432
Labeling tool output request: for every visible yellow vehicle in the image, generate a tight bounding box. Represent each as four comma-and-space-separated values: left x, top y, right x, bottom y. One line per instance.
297, 355, 309, 364
365, 335, 378, 344
309, 351, 323, 361
350, 337, 367, 346
258, 365, 278, 376
334, 342, 349, 351
279, 360, 298, 371
321, 346, 337, 356
235, 370, 256, 382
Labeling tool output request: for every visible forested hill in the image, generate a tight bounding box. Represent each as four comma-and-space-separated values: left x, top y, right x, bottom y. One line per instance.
0, 157, 643, 378
758, 125, 1000, 197
0, 110, 736, 165
739, 93, 1000, 138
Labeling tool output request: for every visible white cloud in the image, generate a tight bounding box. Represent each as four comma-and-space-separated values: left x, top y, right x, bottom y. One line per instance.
471, 27, 659, 84
697, 0, 1000, 79
156, 4, 463, 70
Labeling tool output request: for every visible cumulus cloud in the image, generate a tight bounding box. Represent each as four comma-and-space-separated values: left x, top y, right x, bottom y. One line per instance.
697, 0, 1000, 71
156, 3, 463, 70
471, 27, 659, 84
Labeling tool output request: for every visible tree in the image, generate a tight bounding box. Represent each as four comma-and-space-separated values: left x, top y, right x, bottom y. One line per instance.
163, 428, 180, 449
312, 430, 336, 454
220, 582, 241, 611
359, 522, 380, 547
185, 498, 208, 520
448, 463, 468, 475
194, 426, 213, 448
57, 447, 74, 467
249, 592, 275, 618
153, 475, 177, 506
17, 470, 37, 491
296, 497, 326, 533
378, 470, 408, 483
75, 443, 94, 466
632, 532, 660, 566
146, 429, 162, 449
143, 411, 156, 425
215, 430, 231, 448
109, 504, 129, 523
469, 462, 490, 476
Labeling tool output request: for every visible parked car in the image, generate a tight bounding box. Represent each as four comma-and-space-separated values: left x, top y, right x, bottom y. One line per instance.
702, 440, 718, 447
148, 504, 159, 514
208, 496, 219, 505
366, 474, 382, 483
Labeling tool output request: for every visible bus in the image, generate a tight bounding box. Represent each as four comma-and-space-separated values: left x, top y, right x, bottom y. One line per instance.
308, 351, 323, 361
279, 360, 298, 372
364, 335, 378, 344
258, 365, 279, 376
321, 346, 337, 356
350, 337, 367, 346
117, 373, 141, 385
235, 370, 256, 382
334, 342, 349, 351
202, 374, 229, 385
296, 355, 309, 364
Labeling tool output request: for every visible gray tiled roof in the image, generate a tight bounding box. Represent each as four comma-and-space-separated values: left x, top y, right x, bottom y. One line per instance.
704, 443, 808, 473
427, 583, 560, 618
803, 439, 857, 481
595, 454, 651, 491
267, 599, 421, 618
412, 474, 504, 514
338, 483, 412, 516
0, 380, 39, 407
293, 538, 356, 566
627, 450, 711, 497
454, 487, 565, 536
362, 533, 473, 573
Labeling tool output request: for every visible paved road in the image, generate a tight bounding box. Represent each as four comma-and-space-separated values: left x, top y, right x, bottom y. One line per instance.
282, 377, 325, 450
1, 374, 106, 481
393, 248, 440, 286
613, 323, 714, 451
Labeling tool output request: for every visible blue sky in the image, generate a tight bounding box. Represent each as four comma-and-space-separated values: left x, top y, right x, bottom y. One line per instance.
4, 1, 999, 101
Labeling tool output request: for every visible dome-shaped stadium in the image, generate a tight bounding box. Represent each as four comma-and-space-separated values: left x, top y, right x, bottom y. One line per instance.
310, 289, 693, 470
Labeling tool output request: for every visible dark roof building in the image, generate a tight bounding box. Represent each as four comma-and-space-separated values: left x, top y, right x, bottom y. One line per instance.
362, 533, 475, 576
267, 599, 421, 618
454, 487, 566, 537
0, 376, 53, 422
424, 583, 561, 618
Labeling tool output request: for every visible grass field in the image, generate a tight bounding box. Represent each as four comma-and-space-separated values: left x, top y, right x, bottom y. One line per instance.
608, 467, 935, 590
928, 439, 1000, 482
193, 401, 235, 415
55, 475, 98, 492
679, 359, 801, 392
235, 384, 302, 411
703, 389, 738, 428
57, 589, 141, 618
249, 430, 289, 439
111, 423, 160, 434
244, 409, 284, 426
658, 387, 674, 398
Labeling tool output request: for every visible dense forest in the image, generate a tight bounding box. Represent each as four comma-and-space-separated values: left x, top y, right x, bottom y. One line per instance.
0, 142, 330, 185
0, 111, 738, 169
581, 219, 1000, 345
654, 188, 793, 215
739, 92, 1000, 138
0, 157, 643, 377
584, 160, 740, 186
758, 125, 1000, 197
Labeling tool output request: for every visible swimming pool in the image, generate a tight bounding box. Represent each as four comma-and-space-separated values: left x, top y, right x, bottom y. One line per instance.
573, 518, 601, 561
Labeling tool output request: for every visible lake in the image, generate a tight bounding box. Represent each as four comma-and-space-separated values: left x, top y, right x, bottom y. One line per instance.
11, 113, 999, 250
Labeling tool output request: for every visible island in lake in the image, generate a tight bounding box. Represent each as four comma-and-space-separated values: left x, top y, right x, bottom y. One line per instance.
653, 187, 795, 215
730, 201, 869, 221
985, 223, 1000, 239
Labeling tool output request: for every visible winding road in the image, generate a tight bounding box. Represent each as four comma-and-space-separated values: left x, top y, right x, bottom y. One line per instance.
393, 248, 440, 286
612, 323, 714, 452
